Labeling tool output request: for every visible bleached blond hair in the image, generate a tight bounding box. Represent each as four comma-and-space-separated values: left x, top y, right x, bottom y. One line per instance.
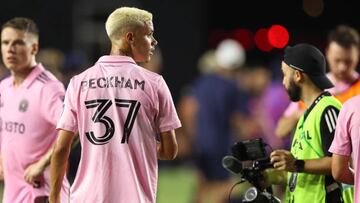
105, 7, 152, 41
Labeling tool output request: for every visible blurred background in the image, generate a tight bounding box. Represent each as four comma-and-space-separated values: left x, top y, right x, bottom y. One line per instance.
1, 0, 359, 202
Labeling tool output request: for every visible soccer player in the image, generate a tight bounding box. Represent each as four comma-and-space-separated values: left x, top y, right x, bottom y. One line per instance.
0, 17, 70, 203
270, 44, 343, 203
49, 7, 181, 203
330, 94, 360, 202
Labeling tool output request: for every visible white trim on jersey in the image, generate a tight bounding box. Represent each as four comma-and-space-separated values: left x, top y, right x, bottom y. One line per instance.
324, 108, 337, 133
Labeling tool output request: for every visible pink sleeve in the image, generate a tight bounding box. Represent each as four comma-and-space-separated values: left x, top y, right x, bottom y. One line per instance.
40, 81, 66, 125
329, 103, 352, 156
283, 102, 300, 117
155, 77, 181, 133
57, 78, 78, 132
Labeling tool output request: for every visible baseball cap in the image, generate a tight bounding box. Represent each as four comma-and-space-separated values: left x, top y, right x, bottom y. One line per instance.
283, 43, 334, 90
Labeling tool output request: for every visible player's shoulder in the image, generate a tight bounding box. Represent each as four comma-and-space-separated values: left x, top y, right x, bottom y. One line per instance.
35, 69, 62, 84
0, 75, 12, 87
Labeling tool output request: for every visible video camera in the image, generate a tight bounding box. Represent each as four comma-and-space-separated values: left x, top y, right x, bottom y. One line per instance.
222, 138, 281, 203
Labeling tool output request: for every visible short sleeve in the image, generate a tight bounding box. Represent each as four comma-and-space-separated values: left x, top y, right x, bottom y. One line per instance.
283, 102, 300, 117
320, 106, 339, 156
57, 78, 78, 132
40, 81, 66, 125
155, 77, 182, 133
329, 103, 353, 156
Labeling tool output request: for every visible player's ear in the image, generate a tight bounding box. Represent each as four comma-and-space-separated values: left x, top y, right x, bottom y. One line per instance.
125, 31, 134, 44
293, 70, 304, 83
31, 42, 39, 55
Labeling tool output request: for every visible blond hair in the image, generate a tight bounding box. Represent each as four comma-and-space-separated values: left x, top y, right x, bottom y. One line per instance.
105, 7, 152, 41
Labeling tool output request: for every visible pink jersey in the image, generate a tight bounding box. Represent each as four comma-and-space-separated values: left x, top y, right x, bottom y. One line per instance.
57, 56, 181, 203
329, 95, 360, 203
0, 64, 70, 203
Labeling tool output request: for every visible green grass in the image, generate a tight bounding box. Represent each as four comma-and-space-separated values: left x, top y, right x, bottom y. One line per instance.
157, 165, 197, 203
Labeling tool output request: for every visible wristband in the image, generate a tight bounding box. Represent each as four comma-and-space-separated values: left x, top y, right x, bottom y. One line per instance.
295, 159, 305, 172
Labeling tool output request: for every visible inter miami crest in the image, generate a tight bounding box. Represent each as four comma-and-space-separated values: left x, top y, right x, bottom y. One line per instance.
19, 99, 29, 112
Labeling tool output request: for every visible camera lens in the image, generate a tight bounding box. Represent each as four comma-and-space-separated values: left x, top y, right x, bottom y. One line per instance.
244, 187, 258, 202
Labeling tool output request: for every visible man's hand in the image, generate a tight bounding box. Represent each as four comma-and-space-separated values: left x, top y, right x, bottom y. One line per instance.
270, 149, 296, 172
24, 160, 46, 188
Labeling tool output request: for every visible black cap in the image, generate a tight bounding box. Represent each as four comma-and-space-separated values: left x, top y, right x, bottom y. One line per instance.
283, 43, 334, 90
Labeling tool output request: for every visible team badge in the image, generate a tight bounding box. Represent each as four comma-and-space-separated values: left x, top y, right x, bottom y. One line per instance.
19, 99, 29, 112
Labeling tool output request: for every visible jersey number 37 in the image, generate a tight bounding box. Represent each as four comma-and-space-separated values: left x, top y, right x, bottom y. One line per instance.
84, 99, 141, 145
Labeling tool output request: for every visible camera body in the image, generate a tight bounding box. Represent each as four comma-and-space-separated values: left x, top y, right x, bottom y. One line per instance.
223, 138, 280, 203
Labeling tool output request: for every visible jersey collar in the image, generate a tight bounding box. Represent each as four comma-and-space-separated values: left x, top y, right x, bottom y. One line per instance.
97, 55, 137, 65
9, 63, 45, 88
303, 91, 331, 121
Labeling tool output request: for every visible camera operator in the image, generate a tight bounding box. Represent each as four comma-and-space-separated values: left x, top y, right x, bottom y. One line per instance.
269, 44, 343, 203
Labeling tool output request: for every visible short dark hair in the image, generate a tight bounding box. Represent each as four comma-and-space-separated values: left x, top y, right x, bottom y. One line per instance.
1, 17, 39, 37
327, 25, 360, 49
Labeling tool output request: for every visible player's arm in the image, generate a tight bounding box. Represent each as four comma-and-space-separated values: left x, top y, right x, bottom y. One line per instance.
157, 130, 178, 160
24, 143, 55, 187
271, 106, 340, 174
49, 129, 76, 203
275, 115, 298, 138
332, 154, 354, 184
275, 106, 304, 138
0, 155, 4, 181
270, 149, 332, 174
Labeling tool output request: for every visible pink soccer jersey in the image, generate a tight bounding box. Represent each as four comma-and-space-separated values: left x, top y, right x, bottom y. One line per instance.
0, 64, 70, 203
57, 56, 182, 202
329, 95, 360, 203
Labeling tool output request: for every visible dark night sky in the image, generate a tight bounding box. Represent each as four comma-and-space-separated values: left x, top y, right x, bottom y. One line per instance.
1, 0, 359, 102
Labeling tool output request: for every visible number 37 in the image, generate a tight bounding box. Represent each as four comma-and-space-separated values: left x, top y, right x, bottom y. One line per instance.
84, 99, 141, 145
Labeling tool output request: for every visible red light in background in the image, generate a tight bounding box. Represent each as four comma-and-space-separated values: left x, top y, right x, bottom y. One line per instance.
208, 29, 230, 48
231, 28, 254, 51
255, 28, 273, 52
268, 25, 289, 48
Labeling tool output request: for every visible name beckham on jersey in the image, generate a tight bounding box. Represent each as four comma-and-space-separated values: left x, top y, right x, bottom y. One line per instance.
80, 76, 145, 91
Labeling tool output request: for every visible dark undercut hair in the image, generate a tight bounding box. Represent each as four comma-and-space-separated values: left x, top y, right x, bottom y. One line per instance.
1, 17, 39, 38
328, 25, 360, 49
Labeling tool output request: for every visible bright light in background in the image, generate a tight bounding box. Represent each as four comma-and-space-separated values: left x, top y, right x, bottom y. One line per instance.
231, 28, 254, 51
255, 28, 273, 52
303, 0, 324, 17
268, 24, 289, 48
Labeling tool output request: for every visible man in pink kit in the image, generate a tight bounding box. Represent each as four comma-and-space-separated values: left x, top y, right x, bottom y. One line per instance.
50, 7, 181, 203
330, 95, 360, 202
0, 17, 70, 202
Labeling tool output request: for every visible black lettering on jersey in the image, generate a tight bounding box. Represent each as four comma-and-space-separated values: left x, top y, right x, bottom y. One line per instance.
306, 131, 312, 140
4, 121, 25, 134
80, 76, 145, 91
115, 99, 141, 143
135, 80, 145, 90
84, 98, 141, 145
85, 99, 114, 145
124, 79, 133, 89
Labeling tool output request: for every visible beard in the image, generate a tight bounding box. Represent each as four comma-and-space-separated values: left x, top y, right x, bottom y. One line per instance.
287, 79, 301, 102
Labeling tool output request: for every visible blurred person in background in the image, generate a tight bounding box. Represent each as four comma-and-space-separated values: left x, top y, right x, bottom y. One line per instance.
49, 7, 181, 203
0, 17, 70, 203
237, 63, 289, 149
36, 48, 66, 83
182, 39, 249, 203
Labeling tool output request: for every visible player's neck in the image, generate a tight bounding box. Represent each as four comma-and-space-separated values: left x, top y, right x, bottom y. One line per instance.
11, 63, 36, 87
301, 85, 323, 107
